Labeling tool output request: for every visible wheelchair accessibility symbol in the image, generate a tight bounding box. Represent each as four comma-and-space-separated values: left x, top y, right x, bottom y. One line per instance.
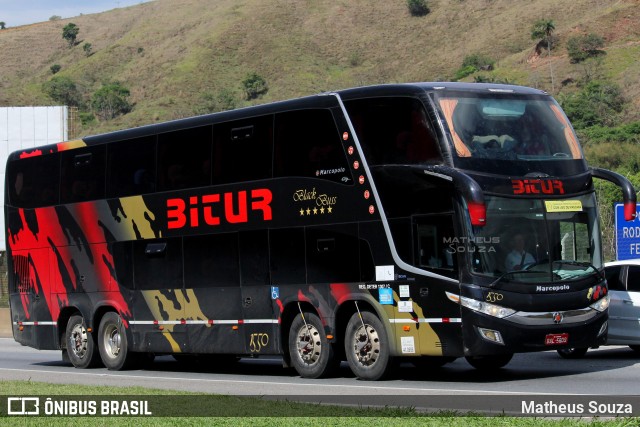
271, 286, 279, 300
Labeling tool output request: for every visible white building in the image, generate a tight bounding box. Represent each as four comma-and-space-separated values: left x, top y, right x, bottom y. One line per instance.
0, 106, 68, 251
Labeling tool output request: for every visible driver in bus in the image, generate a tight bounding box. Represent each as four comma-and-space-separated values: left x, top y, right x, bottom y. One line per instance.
504, 233, 535, 271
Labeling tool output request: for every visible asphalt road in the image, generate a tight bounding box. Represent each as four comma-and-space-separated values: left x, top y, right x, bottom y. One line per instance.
1, 338, 639, 398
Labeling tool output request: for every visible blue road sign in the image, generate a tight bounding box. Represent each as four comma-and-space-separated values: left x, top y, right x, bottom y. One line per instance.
615, 203, 640, 260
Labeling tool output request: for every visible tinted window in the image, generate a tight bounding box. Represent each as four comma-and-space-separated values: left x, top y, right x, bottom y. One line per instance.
306, 224, 360, 283
7, 154, 60, 208
345, 97, 442, 165
270, 228, 305, 284
60, 146, 106, 203
112, 241, 133, 289
107, 136, 156, 197
213, 116, 273, 184
626, 266, 640, 292
415, 215, 458, 278
274, 109, 351, 184
184, 233, 239, 288
605, 265, 624, 291
133, 238, 183, 290
239, 230, 269, 286
158, 126, 212, 191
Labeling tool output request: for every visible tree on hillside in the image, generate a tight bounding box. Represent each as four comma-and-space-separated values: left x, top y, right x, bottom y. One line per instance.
566, 33, 605, 63
42, 76, 82, 107
531, 18, 556, 92
0, 22, 6, 30
62, 23, 80, 47
91, 82, 132, 120
560, 80, 625, 129
242, 73, 268, 100
407, 0, 430, 16
83, 42, 93, 57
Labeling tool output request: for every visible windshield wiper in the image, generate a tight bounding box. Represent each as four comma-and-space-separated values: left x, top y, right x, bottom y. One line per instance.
489, 269, 548, 287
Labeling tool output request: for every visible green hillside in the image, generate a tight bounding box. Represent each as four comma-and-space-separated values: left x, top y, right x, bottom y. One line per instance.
1, 0, 639, 132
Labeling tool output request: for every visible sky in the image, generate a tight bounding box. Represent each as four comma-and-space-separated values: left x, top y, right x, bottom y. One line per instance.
0, 0, 151, 27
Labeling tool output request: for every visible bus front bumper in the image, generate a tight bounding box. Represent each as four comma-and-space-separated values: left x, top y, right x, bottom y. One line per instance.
462, 308, 608, 355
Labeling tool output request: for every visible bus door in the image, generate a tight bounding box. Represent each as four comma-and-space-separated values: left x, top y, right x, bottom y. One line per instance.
239, 230, 278, 355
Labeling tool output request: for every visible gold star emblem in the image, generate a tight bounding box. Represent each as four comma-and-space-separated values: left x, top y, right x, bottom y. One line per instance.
320, 207, 325, 214
313, 207, 318, 215
306, 208, 311, 215
300, 208, 305, 216
327, 206, 333, 213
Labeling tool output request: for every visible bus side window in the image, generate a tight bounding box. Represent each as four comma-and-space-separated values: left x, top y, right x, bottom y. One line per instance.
184, 233, 240, 288
133, 238, 183, 290
8, 153, 60, 208
274, 109, 351, 184
415, 215, 458, 277
107, 136, 157, 198
270, 228, 306, 285
61, 146, 105, 204
157, 125, 212, 192
306, 224, 360, 283
343, 97, 442, 166
213, 115, 273, 185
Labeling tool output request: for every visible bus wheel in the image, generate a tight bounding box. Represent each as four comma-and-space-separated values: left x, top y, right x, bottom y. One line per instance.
98, 312, 135, 370
557, 347, 588, 359
288, 311, 337, 378
65, 315, 101, 369
465, 353, 513, 370
345, 311, 392, 380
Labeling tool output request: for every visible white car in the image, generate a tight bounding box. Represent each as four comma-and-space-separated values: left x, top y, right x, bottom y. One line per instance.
557, 260, 640, 358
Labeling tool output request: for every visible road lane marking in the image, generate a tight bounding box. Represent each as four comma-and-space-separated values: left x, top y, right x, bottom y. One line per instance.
0, 367, 581, 395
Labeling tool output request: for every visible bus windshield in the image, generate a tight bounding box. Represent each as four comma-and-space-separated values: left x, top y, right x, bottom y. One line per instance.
435, 92, 583, 160
468, 193, 602, 283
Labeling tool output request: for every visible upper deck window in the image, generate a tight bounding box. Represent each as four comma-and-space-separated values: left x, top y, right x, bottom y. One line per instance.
436, 93, 582, 160
344, 97, 442, 166
274, 109, 351, 184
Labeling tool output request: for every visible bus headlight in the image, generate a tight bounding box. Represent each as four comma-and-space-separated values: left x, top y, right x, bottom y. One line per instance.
459, 295, 516, 319
590, 294, 610, 312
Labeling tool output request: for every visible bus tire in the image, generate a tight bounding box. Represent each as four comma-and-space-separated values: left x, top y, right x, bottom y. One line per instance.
345, 311, 392, 380
465, 353, 513, 370
98, 312, 135, 370
65, 315, 101, 369
557, 347, 588, 359
288, 311, 338, 379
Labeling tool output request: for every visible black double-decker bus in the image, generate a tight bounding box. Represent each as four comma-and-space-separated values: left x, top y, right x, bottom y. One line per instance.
5, 83, 635, 380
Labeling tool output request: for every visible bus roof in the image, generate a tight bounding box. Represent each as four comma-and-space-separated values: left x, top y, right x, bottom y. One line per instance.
8, 82, 550, 160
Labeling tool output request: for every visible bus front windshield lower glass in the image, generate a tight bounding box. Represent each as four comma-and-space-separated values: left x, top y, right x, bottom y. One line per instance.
436, 93, 583, 160
468, 194, 602, 283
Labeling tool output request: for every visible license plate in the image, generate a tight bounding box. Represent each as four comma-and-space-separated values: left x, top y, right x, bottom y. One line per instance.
545, 333, 569, 345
